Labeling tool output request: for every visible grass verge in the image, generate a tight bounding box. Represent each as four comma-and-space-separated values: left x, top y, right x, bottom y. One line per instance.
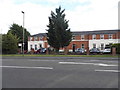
1, 54, 119, 57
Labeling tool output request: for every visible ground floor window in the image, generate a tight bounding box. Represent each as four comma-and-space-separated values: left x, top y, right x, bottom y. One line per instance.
101, 43, 104, 50
39, 44, 42, 48
93, 44, 96, 48
81, 44, 85, 49
35, 45, 37, 50
30, 45, 32, 50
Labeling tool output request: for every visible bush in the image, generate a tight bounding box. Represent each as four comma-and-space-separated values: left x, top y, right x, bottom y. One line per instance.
2, 32, 18, 54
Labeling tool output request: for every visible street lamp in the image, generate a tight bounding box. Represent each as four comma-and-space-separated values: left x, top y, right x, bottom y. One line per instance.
21, 11, 25, 56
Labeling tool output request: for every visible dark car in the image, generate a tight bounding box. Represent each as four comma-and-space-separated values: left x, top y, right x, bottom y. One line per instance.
90, 48, 101, 54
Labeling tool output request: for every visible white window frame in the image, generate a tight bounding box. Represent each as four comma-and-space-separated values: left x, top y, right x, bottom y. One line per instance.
92, 35, 96, 40
39, 44, 42, 48
93, 44, 96, 48
108, 34, 113, 39
35, 37, 38, 41
81, 44, 85, 49
72, 35, 75, 40
101, 43, 104, 50
30, 37, 33, 41
35, 45, 37, 50
40, 36, 43, 40
100, 34, 104, 39
30, 45, 33, 50
81, 35, 85, 40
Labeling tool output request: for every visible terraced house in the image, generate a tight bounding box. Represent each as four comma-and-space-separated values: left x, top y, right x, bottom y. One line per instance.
28, 30, 120, 52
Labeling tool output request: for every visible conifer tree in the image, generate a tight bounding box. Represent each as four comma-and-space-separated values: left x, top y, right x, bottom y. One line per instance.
46, 6, 72, 53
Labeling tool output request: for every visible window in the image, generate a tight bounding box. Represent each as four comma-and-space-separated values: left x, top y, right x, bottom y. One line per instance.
72, 36, 75, 40
81, 35, 84, 40
35, 37, 38, 41
92, 35, 96, 40
40, 36, 43, 40
30, 37, 33, 41
35, 45, 37, 50
109, 34, 112, 39
30, 45, 32, 50
101, 44, 104, 50
93, 44, 96, 48
100, 35, 104, 39
81, 44, 85, 49
39, 44, 42, 48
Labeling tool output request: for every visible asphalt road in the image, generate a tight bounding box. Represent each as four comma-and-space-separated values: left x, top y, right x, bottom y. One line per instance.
2, 56, 119, 88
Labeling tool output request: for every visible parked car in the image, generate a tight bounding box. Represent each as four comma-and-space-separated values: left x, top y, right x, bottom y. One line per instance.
90, 48, 101, 54
75, 48, 86, 54
35, 48, 46, 54
102, 47, 111, 54
40, 48, 46, 53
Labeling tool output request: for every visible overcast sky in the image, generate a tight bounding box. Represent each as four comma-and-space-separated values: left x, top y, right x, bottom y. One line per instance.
0, 0, 119, 35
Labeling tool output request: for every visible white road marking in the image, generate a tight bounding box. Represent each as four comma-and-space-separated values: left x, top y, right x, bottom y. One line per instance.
59, 62, 94, 65
29, 60, 57, 62
59, 62, 117, 67
0, 66, 53, 70
94, 63, 118, 67
95, 69, 119, 73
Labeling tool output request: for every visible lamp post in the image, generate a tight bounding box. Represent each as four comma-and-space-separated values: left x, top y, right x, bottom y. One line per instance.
21, 11, 25, 56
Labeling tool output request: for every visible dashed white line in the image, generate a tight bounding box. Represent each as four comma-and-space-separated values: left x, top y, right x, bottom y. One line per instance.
94, 63, 118, 67
59, 62, 94, 65
0, 66, 53, 70
59, 62, 118, 67
29, 60, 58, 62
95, 69, 119, 73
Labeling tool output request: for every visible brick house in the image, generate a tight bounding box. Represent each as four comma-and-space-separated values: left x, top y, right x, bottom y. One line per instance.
28, 30, 120, 52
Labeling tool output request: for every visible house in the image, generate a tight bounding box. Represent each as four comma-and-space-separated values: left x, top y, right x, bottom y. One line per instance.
28, 30, 120, 52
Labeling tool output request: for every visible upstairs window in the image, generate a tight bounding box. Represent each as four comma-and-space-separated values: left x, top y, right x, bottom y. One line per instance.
40, 36, 43, 40
81, 35, 84, 40
108, 34, 112, 39
35, 37, 38, 41
100, 35, 104, 39
30, 37, 33, 41
72, 36, 75, 40
92, 35, 96, 40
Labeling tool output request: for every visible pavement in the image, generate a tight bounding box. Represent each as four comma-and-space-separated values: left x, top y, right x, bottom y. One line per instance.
2, 56, 119, 88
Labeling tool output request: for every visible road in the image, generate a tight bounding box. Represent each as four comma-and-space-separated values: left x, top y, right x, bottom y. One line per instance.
2, 56, 119, 88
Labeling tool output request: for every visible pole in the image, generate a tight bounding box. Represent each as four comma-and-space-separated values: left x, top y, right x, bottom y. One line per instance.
22, 11, 25, 56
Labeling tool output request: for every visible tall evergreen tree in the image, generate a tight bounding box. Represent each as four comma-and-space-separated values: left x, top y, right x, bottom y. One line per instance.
46, 6, 72, 53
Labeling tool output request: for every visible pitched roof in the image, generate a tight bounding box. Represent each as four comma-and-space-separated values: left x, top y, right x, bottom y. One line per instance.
72, 29, 120, 35
30, 29, 120, 37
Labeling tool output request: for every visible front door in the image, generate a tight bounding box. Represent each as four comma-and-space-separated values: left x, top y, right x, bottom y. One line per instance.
72, 44, 76, 52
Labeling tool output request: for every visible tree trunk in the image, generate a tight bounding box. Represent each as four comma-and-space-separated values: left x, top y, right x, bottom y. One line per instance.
64, 46, 68, 55
55, 48, 59, 54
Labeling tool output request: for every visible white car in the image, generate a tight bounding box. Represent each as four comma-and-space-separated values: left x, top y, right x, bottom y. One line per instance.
103, 48, 111, 54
